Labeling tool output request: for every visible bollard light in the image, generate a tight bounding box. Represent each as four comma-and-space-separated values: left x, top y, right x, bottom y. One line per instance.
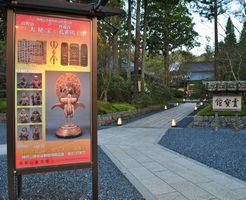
117, 117, 122, 126
200, 102, 203, 106
164, 105, 167, 110
171, 119, 176, 127
194, 106, 198, 111
176, 102, 179, 106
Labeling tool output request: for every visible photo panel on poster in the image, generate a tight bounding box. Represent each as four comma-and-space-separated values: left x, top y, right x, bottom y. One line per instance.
45, 71, 91, 141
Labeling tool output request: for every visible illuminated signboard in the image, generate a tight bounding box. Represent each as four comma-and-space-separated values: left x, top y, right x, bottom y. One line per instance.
15, 14, 92, 168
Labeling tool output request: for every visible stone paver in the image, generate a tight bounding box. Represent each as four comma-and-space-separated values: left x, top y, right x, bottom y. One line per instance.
99, 103, 246, 200
0, 144, 7, 155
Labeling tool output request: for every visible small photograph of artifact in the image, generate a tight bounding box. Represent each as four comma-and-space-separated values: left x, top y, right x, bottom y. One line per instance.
18, 91, 30, 106
31, 125, 42, 140
17, 73, 42, 89
30, 74, 42, 88
18, 108, 29, 123
18, 126, 30, 141
17, 74, 28, 88
18, 39, 47, 65
61, 42, 68, 66
30, 109, 42, 123
31, 91, 42, 106
69, 43, 80, 66
50, 41, 58, 65
81, 44, 88, 67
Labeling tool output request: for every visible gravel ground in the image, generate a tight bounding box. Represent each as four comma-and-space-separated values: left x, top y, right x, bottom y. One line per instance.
159, 128, 246, 182
0, 147, 145, 200
0, 123, 6, 144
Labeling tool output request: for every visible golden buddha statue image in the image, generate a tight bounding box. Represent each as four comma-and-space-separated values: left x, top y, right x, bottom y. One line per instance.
51, 73, 85, 138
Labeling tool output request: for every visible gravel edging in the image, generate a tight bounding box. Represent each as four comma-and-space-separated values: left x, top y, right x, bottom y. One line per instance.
0, 147, 145, 200
159, 128, 246, 182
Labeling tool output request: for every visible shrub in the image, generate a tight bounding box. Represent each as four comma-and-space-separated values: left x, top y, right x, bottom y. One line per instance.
0, 98, 6, 113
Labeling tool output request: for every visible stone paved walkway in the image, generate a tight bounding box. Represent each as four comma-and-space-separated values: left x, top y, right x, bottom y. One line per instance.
99, 103, 246, 200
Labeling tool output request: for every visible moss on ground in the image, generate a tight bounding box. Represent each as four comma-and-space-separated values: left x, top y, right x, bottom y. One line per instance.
97, 101, 137, 115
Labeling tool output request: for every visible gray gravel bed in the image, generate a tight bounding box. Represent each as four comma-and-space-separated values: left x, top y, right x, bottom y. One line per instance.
0, 123, 6, 144
159, 128, 246, 182
0, 148, 145, 200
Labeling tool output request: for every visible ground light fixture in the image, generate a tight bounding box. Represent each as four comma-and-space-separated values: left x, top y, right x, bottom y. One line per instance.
117, 117, 123, 126
194, 106, 198, 111
176, 102, 179, 106
171, 119, 176, 127
164, 105, 167, 110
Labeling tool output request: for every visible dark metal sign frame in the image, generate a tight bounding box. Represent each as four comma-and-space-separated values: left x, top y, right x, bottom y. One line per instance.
6, 6, 100, 200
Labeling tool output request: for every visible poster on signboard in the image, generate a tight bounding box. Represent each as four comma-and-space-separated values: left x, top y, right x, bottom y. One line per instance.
15, 14, 92, 169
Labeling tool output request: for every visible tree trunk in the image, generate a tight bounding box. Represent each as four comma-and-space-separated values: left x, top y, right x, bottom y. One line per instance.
134, 0, 141, 94
127, 0, 132, 82
163, 39, 169, 86
112, 16, 120, 100
141, 0, 148, 92
163, 5, 170, 86
214, 0, 219, 80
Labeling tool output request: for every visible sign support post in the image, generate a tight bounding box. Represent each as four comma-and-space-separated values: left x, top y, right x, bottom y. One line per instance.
6, 8, 16, 200
92, 17, 98, 200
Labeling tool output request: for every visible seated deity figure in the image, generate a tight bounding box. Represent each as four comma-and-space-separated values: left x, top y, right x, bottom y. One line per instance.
19, 127, 29, 141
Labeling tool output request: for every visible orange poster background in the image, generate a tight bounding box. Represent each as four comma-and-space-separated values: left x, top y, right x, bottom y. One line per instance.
15, 14, 92, 169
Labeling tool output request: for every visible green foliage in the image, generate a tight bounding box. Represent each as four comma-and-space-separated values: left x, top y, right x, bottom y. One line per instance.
225, 17, 237, 47
145, 55, 164, 73
97, 101, 136, 115
238, 22, 246, 79
0, 40, 5, 67
173, 89, 184, 99
190, 81, 206, 99
133, 78, 176, 106
217, 17, 245, 81
198, 104, 246, 116
0, 98, 6, 112
133, 93, 154, 107
107, 75, 133, 102
170, 50, 196, 64
191, 0, 228, 21
147, 1, 198, 55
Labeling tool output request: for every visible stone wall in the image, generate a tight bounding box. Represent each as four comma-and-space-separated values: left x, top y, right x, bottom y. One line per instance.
98, 106, 162, 127
190, 115, 246, 129
0, 106, 163, 126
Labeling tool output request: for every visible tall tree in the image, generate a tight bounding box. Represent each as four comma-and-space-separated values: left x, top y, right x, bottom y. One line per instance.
218, 17, 240, 81
141, 0, 148, 92
224, 17, 238, 80
238, 22, 246, 80
147, 0, 198, 85
134, 0, 141, 94
127, 0, 132, 82
192, 0, 229, 80
224, 17, 237, 47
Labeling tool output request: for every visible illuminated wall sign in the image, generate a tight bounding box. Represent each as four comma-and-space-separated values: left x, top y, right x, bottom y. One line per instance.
15, 14, 92, 169
212, 96, 242, 112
